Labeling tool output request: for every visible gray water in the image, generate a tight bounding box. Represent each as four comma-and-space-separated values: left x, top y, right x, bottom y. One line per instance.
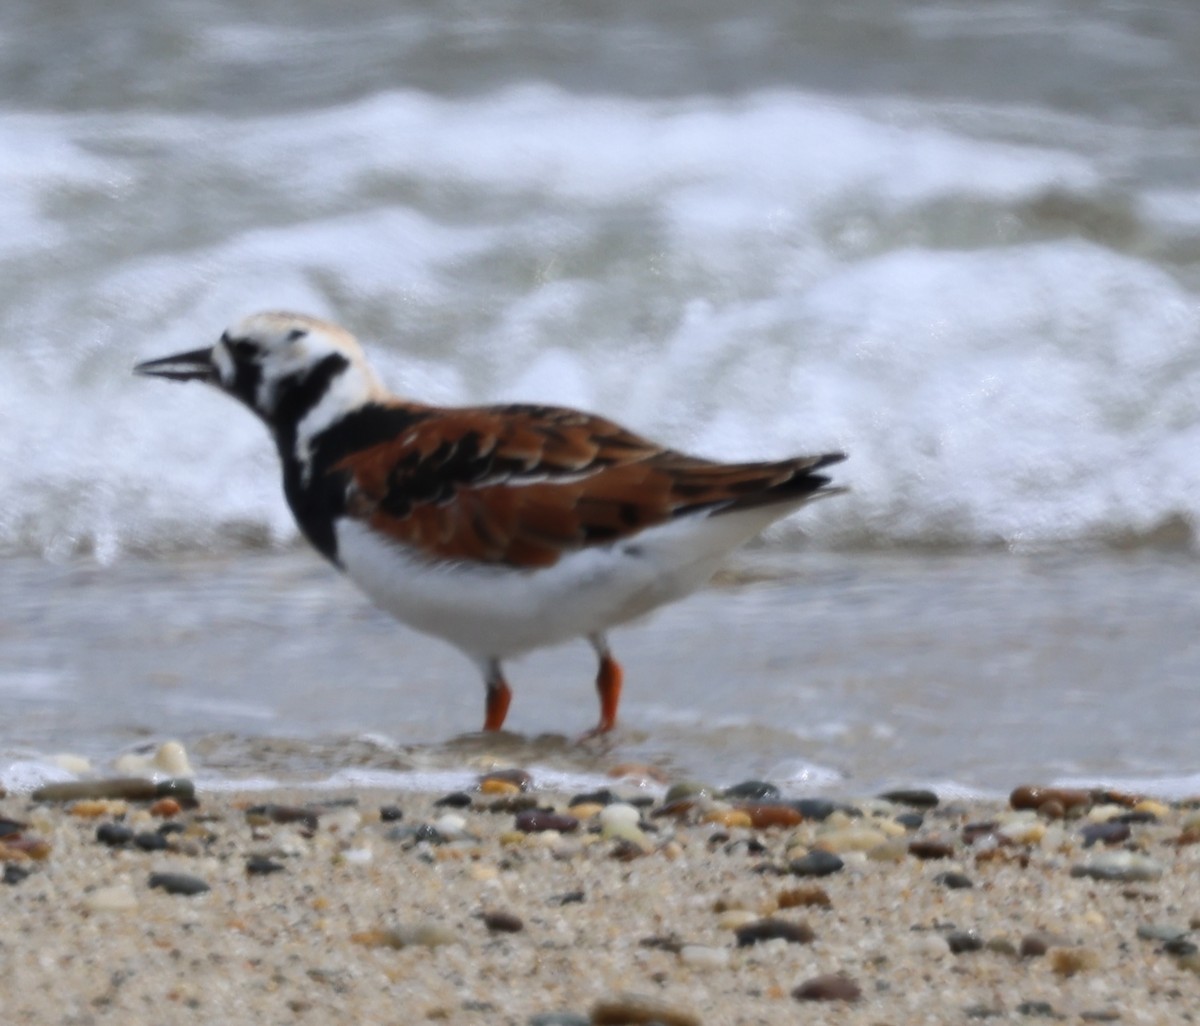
2, 1, 1199, 793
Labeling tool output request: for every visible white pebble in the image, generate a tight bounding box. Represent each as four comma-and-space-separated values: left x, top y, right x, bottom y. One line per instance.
598, 803, 641, 829
84, 884, 138, 912
153, 741, 193, 777
50, 753, 92, 776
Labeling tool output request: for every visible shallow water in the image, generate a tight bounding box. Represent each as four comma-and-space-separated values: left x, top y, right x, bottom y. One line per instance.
4, 548, 1197, 796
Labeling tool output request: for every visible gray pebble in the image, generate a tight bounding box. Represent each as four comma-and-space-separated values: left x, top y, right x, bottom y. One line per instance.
148, 871, 210, 896
1070, 851, 1164, 882
789, 850, 844, 877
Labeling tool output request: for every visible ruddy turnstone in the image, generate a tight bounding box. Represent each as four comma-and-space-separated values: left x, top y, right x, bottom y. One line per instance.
135, 312, 845, 735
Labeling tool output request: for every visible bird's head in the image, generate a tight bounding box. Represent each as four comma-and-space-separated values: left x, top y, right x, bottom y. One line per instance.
135, 311, 387, 431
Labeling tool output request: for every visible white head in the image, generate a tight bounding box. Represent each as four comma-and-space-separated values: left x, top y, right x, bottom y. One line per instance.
135, 311, 388, 436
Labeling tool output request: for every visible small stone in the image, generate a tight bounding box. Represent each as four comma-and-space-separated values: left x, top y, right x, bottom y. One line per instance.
1010, 785, 1090, 814
549, 890, 586, 906
777, 885, 832, 909
482, 910, 524, 933
790, 798, 838, 821
528, 1015, 590, 1026
935, 871, 975, 889
908, 837, 955, 860
716, 909, 760, 930
96, 822, 134, 847
1019, 934, 1052, 958
148, 872, 210, 896
354, 922, 458, 949
734, 917, 815, 947
597, 803, 641, 830
153, 740, 193, 777
1133, 799, 1169, 819
3, 863, 32, 884
246, 855, 286, 875
1079, 1011, 1121, 1023
84, 883, 139, 912
814, 826, 887, 853
791, 973, 862, 1002
379, 804, 405, 821
1164, 938, 1199, 957
33, 778, 158, 802
148, 797, 182, 818
570, 788, 619, 807
894, 812, 925, 830
432, 813, 470, 841
947, 930, 984, 954
663, 782, 711, 804
1048, 946, 1100, 976
879, 788, 939, 809
1135, 923, 1190, 943
963, 1004, 1003, 1019
478, 768, 532, 792
71, 799, 129, 819
515, 810, 579, 834
737, 803, 803, 829
679, 945, 729, 969
789, 850, 844, 877
133, 831, 169, 852
910, 933, 951, 959
1071, 852, 1164, 882
986, 937, 1018, 956
590, 991, 700, 1026
0, 818, 25, 839
1015, 1002, 1056, 1018
701, 808, 753, 829
605, 763, 670, 785
1080, 821, 1130, 847
721, 780, 780, 802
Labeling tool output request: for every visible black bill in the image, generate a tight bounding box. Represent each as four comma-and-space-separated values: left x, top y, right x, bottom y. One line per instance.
133, 347, 217, 383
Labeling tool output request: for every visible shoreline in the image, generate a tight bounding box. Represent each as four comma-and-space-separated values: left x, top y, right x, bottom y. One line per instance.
3, 772, 1198, 1025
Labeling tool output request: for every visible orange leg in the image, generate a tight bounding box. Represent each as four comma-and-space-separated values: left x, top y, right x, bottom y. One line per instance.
483, 662, 512, 732
582, 635, 623, 737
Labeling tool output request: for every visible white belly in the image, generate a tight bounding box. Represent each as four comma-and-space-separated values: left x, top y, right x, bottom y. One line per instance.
334, 504, 793, 661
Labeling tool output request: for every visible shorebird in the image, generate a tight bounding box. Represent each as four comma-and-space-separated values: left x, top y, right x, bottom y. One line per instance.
135, 312, 845, 735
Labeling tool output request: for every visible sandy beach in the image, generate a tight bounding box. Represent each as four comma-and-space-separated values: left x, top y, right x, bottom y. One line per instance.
3, 769, 1198, 1026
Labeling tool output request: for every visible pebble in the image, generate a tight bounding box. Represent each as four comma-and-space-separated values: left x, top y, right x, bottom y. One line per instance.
1009, 785, 1091, 815
515, 810, 579, 834
663, 781, 711, 804
432, 813, 471, 841
597, 802, 641, 830
96, 822, 134, 847
791, 798, 838, 821
946, 930, 984, 954
1048, 946, 1100, 976
721, 780, 781, 802
1080, 821, 1130, 847
1135, 923, 1190, 943
148, 871, 210, 896
737, 803, 804, 829
678, 944, 730, 969
433, 792, 472, 809
478, 768, 532, 792
866, 839, 909, 862
1071, 851, 1164, 882
789, 850, 845, 877
908, 837, 955, 860
0, 817, 25, 839
879, 788, 939, 809
934, 871, 975, 889
528, 1015, 589, 1026
734, 917, 815, 947
134, 831, 170, 851
777, 884, 832, 909
482, 910, 524, 933
590, 992, 700, 1026
792, 973, 862, 1002
3, 863, 32, 885
1015, 1001, 1057, 1017
894, 812, 925, 830
814, 826, 887, 853
84, 883, 139, 912
246, 855, 285, 875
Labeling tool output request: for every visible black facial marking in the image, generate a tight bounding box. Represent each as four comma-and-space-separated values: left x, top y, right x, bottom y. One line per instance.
286, 328, 308, 342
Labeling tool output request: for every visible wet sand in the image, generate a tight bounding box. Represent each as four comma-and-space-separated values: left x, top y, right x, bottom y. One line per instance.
3, 774, 1199, 1025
